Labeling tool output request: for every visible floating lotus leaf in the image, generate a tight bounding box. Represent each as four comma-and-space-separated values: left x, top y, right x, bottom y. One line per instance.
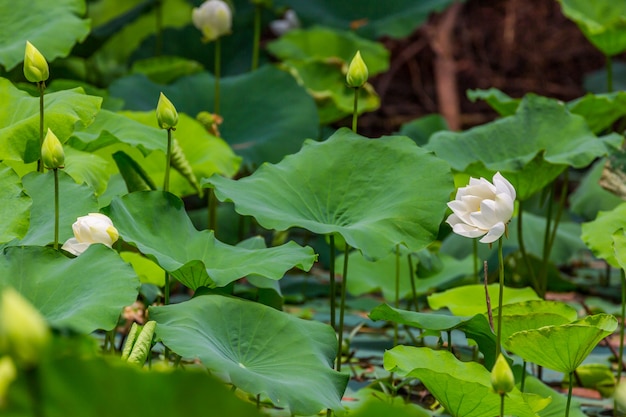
506, 314, 618, 374
0, 245, 139, 333
384, 346, 548, 417
0, 163, 31, 244
105, 191, 316, 290
0, 0, 90, 71
428, 94, 623, 200
205, 128, 453, 260
150, 294, 348, 415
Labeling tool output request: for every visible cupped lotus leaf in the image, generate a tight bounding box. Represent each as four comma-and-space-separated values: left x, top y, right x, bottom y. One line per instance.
105, 191, 316, 290
0, 79, 102, 163
558, 0, 626, 56
150, 294, 348, 415
109, 66, 319, 169
427, 94, 623, 200
267, 26, 389, 75
384, 346, 548, 417
427, 284, 540, 316
567, 92, 626, 134
494, 300, 578, 345
0, 0, 90, 71
206, 128, 453, 260
0, 163, 31, 244
5, 342, 263, 416
18, 170, 98, 246
581, 203, 626, 268
0, 245, 139, 333
612, 228, 626, 272
274, 0, 462, 40
506, 314, 618, 374
339, 249, 472, 300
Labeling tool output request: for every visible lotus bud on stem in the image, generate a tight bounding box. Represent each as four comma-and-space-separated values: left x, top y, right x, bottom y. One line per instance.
24, 41, 49, 173
41, 129, 65, 250
346, 50, 368, 133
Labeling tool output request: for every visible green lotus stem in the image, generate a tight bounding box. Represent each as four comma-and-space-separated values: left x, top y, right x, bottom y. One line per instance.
155, 0, 163, 56
521, 360, 527, 392
546, 171, 568, 257
53, 168, 59, 250
336, 243, 350, 371
407, 253, 418, 312
607, 54, 613, 93
38, 82, 45, 173
251, 4, 262, 71
496, 237, 504, 355
329, 234, 336, 331
473, 239, 478, 283
214, 38, 222, 115
541, 171, 568, 297
394, 244, 400, 346
352, 87, 359, 133
446, 329, 452, 352
517, 202, 538, 293
618, 269, 626, 382
565, 371, 574, 417
164, 128, 172, 192
499, 393, 505, 417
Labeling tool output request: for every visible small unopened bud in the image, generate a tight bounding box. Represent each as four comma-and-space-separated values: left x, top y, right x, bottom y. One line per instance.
491, 354, 515, 395
346, 51, 368, 88
0, 287, 50, 367
156, 92, 178, 130
24, 41, 49, 83
0, 356, 16, 406
192, 0, 232, 42
41, 128, 65, 170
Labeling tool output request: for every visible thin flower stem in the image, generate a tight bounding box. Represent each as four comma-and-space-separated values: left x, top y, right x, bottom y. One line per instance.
541, 171, 568, 297
394, 244, 400, 346
407, 253, 418, 312
539, 183, 555, 298
38, 82, 45, 173
618, 269, 626, 382
329, 234, 336, 331
251, 4, 262, 71
546, 171, 569, 258
499, 393, 505, 417
484, 260, 494, 330
565, 371, 574, 417
214, 38, 221, 115
473, 239, 478, 284
53, 168, 59, 250
496, 237, 504, 355
351, 87, 359, 133
336, 243, 350, 372
517, 202, 538, 293
163, 128, 172, 192
521, 360, 527, 392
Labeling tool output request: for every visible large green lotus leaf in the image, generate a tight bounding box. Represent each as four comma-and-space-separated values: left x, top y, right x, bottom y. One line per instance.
117, 111, 241, 195
427, 94, 623, 200
5, 340, 263, 416
109, 66, 319, 169
267, 26, 389, 75
18, 170, 98, 246
0, 78, 102, 163
0, 245, 139, 333
283, 58, 381, 124
427, 284, 540, 316
150, 294, 348, 415
567, 92, 626, 134
0, 0, 90, 71
370, 304, 498, 367
507, 314, 617, 374
63, 146, 112, 197
206, 128, 453, 260
0, 163, 31, 244
106, 191, 316, 290
581, 202, 626, 267
347, 397, 431, 417
612, 229, 626, 273
494, 300, 578, 345
570, 159, 622, 221
384, 346, 547, 417
558, 0, 626, 56
466, 88, 520, 117
340, 249, 472, 300
274, 0, 462, 40
69, 109, 166, 156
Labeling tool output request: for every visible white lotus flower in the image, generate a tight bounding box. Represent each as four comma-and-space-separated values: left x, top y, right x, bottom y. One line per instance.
192, 0, 232, 42
446, 172, 516, 244
61, 213, 119, 256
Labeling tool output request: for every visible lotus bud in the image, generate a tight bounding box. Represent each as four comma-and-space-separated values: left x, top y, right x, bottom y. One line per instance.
192, 0, 232, 42
491, 354, 515, 395
23, 41, 49, 83
346, 50, 368, 88
0, 356, 17, 406
41, 128, 65, 170
156, 92, 178, 130
0, 287, 50, 367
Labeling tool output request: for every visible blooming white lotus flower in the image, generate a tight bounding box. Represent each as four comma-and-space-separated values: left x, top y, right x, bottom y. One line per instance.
192, 0, 232, 42
61, 213, 119, 256
446, 172, 516, 244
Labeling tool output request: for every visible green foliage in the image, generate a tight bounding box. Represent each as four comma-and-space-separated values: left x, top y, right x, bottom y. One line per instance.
151, 293, 348, 415
106, 191, 316, 290
581, 203, 626, 267
0, 163, 31, 244
207, 128, 454, 260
